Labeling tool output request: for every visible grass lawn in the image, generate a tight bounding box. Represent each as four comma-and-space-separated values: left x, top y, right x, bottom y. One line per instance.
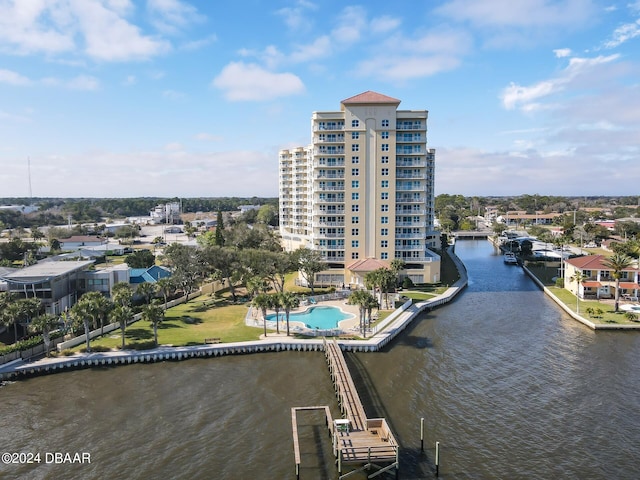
78, 295, 262, 351
402, 290, 438, 301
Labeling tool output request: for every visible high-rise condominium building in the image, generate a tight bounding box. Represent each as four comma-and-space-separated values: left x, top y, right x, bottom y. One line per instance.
279, 91, 441, 287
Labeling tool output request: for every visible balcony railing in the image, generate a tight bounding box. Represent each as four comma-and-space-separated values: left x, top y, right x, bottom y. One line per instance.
314, 136, 345, 143
395, 233, 424, 239
395, 245, 424, 251
316, 185, 345, 191
313, 209, 345, 215
315, 147, 345, 154
396, 197, 426, 203
396, 173, 425, 179
396, 123, 425, 130
396, 159, 427, 167
317, 221, 345, 226
396, 209, 426, 215
395, 221, 427, 227
396, 185, 425, 191
317, 173, 344, 179
320, 255, 345, 261
314, 197, 345, 203
314, 160, 345, 167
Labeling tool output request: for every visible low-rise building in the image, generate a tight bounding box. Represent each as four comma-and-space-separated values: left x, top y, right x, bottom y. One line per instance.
564, 255, 639, 300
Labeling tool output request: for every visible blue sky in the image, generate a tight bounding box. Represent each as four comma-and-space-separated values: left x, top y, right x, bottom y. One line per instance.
0, 0, 639, 198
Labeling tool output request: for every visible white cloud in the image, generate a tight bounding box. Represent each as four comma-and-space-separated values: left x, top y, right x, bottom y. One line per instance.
67, 75, 100, 90
276, 0, 317, 30
0, 68, 32, 86
162, 89, 186, 99
332, 6, 367, 43
500, 54, 620, 110
181, 34, 217, 51
370, 15, 401, 34
553, 48, 572, 57
355, 28, 472, 82
123, 75, 137, 85
0, 0, 172, 62
147, 0, 205, 35
435, 0, 596, 28
602, 18, 640, 48
212, 62, 305, 101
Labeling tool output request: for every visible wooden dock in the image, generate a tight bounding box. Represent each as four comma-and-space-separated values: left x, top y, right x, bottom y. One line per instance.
291, 339, 399, 479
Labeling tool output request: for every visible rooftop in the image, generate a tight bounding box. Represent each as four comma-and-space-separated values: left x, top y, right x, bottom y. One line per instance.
2, 260, 95, 281
341, 91, 401, 106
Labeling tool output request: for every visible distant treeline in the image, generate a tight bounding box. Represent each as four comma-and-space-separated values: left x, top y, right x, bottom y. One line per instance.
0, 197, 278, 229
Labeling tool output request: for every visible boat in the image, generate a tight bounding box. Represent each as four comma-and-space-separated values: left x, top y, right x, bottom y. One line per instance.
503, 252, 518, 265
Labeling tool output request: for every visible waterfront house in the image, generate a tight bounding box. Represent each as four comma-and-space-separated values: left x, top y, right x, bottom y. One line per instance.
564, 255, 639, 300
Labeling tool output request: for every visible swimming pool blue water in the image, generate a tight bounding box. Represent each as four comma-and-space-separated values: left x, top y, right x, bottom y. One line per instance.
265, 306, 353, 329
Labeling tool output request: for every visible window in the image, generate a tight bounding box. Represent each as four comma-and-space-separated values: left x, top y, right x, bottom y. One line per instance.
352, 119, 359, 127
351, 180, 359, 188
381, 240, 388, 248
381, 131, 389, 139
381, 252, 388, 260
381, 204, 389, 212
382, 119, 389, 127
352, 228, 359, 235
381, 228, 389, 236
351, 252, 359, 259
381, 168, 389, 176
381, 180, 389, 188
352, 168, 359, 176
381, 144, 389, 151
381, 192, 389, 200
351, 156, 359, 163
351, 216, 359, 224
352, 193, 359, 200
381, 216, 389, 224
352, 240, 359, 248
381, 156, 389, 164
352, 144, 359, 152
351, 204, 359, 212
351, 132, 359, 139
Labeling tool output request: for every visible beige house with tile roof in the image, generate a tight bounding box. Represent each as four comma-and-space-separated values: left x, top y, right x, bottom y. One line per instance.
565, 255, 640, 300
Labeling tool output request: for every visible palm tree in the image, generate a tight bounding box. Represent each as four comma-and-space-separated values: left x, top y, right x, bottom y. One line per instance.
390, 258, 406, 288
137, 281, 158, 306
349, 290, 370, 337
142, 303, 165, 346
110, 305, 132, 349
602, 253, 635, 312
569, 271, 586, 314
155, 277, 175, 309
279, 292, 299, 336
28, 313, 60, 357
111, 282, 133, 308
80, 291, 112, 334
267, 293, 282, 334
252, 293, 272, 337
363, 294, 379, 337
70, 300, 93, 353
2, 297, 42, 343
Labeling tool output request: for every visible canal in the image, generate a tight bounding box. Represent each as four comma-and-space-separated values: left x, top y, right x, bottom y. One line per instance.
1, 239, 639, 479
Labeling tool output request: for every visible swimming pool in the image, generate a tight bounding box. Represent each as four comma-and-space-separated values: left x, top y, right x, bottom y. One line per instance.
265, 306, 354, 329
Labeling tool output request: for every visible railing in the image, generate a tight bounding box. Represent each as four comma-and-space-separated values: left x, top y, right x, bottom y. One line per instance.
396, 123, 424, 130
396, 197, 426, 203
316, 186, 345, 191
317, 221, 345, 226
395, 245, 423, 251
396, 209, 426, 215
396, 173, 425, 179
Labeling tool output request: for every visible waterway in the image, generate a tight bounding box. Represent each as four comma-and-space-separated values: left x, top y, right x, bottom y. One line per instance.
1, 240, 639, 480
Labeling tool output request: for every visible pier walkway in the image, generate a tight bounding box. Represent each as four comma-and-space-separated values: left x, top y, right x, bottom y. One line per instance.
291, 339, 399, 479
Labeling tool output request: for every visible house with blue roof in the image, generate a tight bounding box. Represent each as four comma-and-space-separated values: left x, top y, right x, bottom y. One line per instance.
129, 266, 172, 285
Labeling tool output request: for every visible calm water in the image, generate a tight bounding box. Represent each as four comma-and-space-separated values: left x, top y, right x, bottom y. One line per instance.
266, 305, 354, 329
1, 240, 639, 480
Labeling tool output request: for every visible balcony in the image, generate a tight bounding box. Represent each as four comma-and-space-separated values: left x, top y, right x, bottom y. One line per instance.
314, 136, 345, 143
396, 209, 426, 215
396, 122, 425, 130
313, 209, 345, 215
396, 184, 425, 191
314, 232, 344, 238
396, 221, 427, 227
395, 233, 424, 239
317, 173, 344, 179
396, 146, 423, 155
316, 185, 345, 191
396, 173, 425, 179
395, 245, 423, 251
320, 255, 345, 261
315, 147, 345, 155
320, 245, 345, 250
314, 197, 345, 203
396, 159, 427, 167
314, 124, 345, 131
396, 196, 426, 203
317, 220, 345, 226
314, 160, 345, 168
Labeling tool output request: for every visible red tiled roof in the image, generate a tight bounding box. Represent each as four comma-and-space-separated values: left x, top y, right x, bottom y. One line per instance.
341, 91, 401, 105
566, 254, 638, 272
346, 258, 390, 272
620, 282, 640, 289
582, 281, 602, 288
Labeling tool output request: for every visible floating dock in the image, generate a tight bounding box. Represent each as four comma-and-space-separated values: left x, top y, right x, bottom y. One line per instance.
291, 338, 399, 479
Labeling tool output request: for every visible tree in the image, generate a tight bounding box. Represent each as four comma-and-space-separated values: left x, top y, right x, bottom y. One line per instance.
252, 293, 272, 337
2, 297, 42, 343
267, 294, 282, 335
279, 292, 299, 336
295, 248, 325, 294
142, 303, 164, 346
136, 281, 158, 306
215, 210, 225, 246
349, 290, 370, 337
111, 282, 133, 308
125, 249, 155, 268
110, 305, 133, 349
256, 204, 278, 226
569, 271, 586, 314
161, 243, 204, 301
29, 314, 61, 357
390, 258, 406, 287
602, 253, 635, 312
203, 246, 243, 302
363, 294, 379, 337
155, 277, 175, 309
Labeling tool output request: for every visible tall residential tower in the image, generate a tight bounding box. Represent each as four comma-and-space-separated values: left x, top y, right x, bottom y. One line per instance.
279, 91, 440, 287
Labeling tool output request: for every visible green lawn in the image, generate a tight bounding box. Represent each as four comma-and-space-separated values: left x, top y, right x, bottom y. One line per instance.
77, 295, 262, 351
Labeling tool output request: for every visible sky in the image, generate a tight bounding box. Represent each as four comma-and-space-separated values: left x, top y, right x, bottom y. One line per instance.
0, 0, 639, 199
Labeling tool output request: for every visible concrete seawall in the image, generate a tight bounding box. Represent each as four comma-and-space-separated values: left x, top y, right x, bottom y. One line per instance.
0, 249, 468, 381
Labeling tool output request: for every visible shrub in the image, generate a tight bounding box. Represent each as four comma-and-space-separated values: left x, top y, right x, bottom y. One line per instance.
555, 278, 564, 288
402, 277, 414, 289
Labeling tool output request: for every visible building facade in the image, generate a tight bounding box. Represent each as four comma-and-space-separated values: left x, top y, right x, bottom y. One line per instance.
279, 91, 441, 286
